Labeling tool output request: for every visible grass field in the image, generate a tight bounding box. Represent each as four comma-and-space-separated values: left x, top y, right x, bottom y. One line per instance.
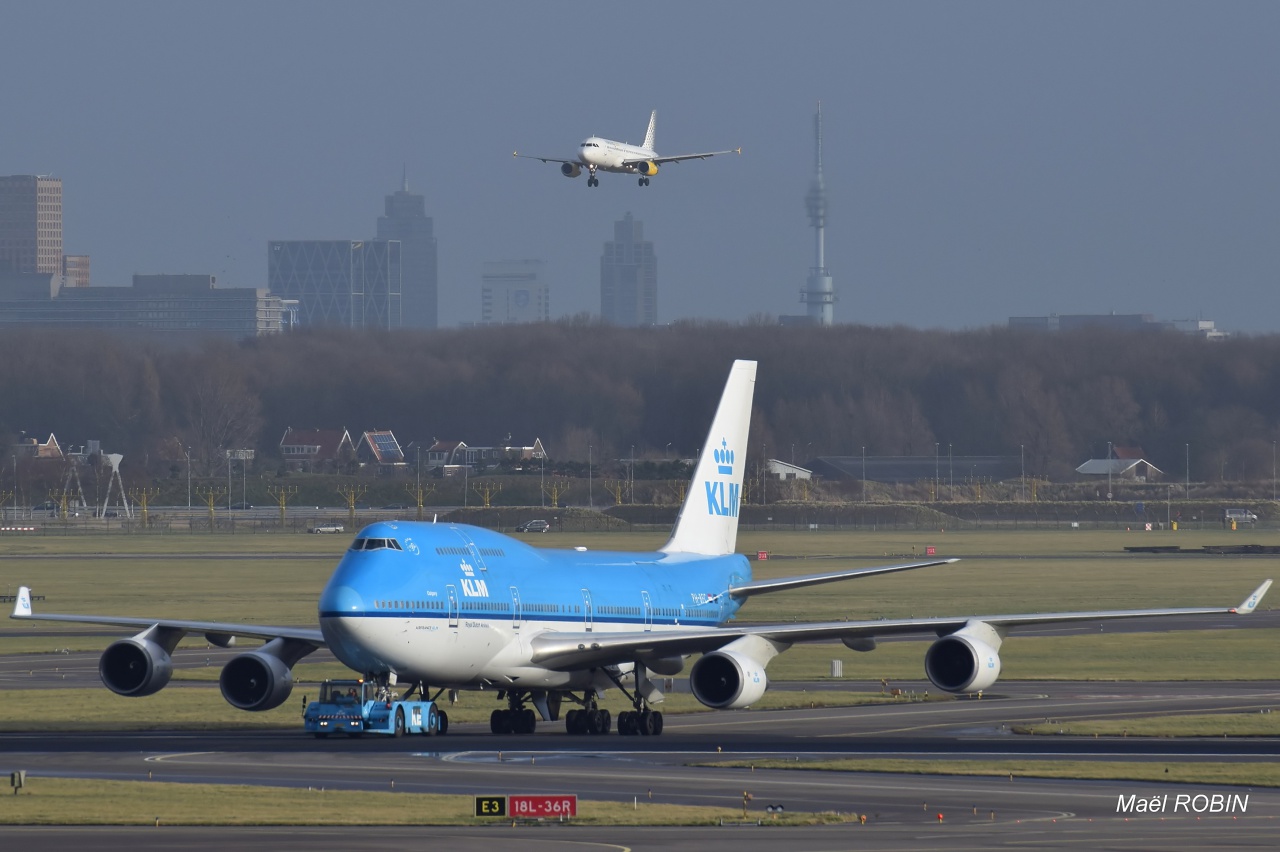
0, 778, 819, 826
702, 758, 1280, 788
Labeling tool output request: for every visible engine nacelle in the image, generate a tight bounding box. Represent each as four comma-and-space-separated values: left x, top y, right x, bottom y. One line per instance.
634, 161, 659, 176
689, 649, 769, 709
99, 638, 173, 697
219, 649, 295, 711
561, 162, 582, 178
924, 621, 1003, 693
641, 655, 685, 677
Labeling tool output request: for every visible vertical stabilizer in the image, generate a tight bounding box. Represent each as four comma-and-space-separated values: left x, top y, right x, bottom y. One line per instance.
642, 110, 658, 152
660, 360, 757, 555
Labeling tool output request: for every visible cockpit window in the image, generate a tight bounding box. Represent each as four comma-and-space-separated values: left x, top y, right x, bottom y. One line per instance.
350, 537, 404, 552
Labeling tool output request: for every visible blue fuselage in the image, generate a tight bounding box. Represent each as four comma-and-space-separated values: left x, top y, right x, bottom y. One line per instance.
317, 521, 750, 687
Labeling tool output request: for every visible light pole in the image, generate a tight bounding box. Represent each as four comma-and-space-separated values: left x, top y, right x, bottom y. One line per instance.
948, 443, 953, 500
185, 446, 192, 511
934, 443, 939, 502
1185, 443, 1190, 495
861, 446, 866, 503
541, 453, 545, 507
1107, 441, 1112, 501
1020, 444, 1025, 502
665, 442, 672, 461
630, 445, 635, 504
588, 443, 593, 508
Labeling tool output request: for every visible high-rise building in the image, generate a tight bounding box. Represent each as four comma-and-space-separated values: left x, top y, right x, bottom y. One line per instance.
480, 260, 549, 324
0, 273, 284, 341
268, 240, 401, 329
375, 175, 437, 329
62, 255, 90, 287
600, 212, 656, 326
0, 175, 62, 275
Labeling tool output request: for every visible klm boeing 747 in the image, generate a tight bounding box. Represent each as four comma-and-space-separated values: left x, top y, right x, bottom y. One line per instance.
11, 361, 1272, 737
514, 109, 740, 187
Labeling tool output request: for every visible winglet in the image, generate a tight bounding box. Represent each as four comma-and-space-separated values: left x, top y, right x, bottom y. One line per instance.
11, 586, 33, 618
1232, 579, 1272, 614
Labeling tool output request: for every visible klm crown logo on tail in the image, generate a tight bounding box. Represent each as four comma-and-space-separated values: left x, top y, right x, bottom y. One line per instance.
705, 438, 740, 518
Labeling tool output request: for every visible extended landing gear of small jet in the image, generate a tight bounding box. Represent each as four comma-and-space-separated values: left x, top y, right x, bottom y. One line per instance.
490, 689, 537, 734
638, 177, 650, 186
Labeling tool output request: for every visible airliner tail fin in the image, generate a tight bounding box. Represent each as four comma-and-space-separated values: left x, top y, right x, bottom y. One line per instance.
643, 110, 657, 151
661, 360, 756, 555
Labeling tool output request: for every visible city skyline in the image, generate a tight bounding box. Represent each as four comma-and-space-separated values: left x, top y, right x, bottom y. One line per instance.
2, 3, 1278, 331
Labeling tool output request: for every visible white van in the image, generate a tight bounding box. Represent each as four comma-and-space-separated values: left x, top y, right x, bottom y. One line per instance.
1223, 508, 1258, 525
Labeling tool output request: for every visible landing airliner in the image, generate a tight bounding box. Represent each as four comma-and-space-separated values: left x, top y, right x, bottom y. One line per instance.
514, 109, 740, 187
12, 361, 1272, 737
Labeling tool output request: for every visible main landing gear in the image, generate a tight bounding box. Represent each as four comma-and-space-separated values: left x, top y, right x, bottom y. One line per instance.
602, 664, 664, 736
564, 697, 611, 735
637, 176, 650, 186
490, 689, 538, 734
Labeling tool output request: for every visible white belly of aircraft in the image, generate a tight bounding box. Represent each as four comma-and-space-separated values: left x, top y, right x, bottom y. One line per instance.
325, 614, 686, 690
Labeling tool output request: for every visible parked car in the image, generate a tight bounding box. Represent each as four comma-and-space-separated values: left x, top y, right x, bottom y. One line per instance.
230, 502, 254, 510
515, 519, 549, 533
311, 523, 345, 534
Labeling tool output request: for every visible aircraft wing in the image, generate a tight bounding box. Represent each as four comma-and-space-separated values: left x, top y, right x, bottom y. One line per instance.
10, 587, 325, 646
728, 558, 958, 598
513, 151, 578, 165
627, 148, 741, 166
529, 579, 1271, 670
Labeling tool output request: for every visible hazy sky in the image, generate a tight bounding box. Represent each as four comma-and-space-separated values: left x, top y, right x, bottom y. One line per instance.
3, 1, 1278, 331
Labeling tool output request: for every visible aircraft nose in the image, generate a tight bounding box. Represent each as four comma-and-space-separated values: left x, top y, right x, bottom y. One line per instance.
320, 583, 364, 615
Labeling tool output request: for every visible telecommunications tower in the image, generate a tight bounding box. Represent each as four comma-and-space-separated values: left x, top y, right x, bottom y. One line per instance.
800, 102, 835, 325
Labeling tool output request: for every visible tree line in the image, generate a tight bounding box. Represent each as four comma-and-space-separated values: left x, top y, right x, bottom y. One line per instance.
2, 321, 1279, 485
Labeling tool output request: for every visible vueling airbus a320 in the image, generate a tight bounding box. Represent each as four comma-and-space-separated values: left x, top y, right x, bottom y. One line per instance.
514, 109, 740, 187
12, 361, 1272, 737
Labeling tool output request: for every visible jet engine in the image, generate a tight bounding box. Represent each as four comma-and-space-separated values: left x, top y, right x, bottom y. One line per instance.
219, 643, 297, 712
634, 161, 659, 176
924, 621, 1003, 693
561, 163, 582, 178
99, 638, 173, 697
689, 649, 768, 709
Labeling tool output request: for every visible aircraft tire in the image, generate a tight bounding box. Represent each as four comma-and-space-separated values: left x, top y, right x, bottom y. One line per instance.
639, 710, 655, 736
600, 709, 612, 734
652, 710, 664, 735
